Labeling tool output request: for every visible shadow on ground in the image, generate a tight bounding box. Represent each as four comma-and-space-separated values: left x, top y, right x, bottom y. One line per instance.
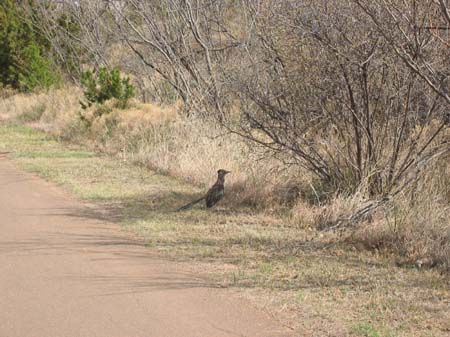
10, 187, 443, 295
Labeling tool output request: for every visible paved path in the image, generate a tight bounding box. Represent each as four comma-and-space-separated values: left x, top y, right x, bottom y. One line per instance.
0, 158, 293, 337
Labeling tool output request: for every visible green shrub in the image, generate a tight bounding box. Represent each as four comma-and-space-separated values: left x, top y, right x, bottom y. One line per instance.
17, 43, 59, 92
80, 67, 134, 110
0, 0, 59, 91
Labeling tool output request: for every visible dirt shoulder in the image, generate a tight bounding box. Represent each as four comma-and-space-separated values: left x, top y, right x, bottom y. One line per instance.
0, 124, 449, 337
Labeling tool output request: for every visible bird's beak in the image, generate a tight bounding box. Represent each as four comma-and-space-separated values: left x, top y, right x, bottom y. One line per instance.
225, 171, 231, 174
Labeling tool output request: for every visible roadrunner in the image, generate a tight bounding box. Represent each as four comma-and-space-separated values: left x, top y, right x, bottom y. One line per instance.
176, 169, 231, 211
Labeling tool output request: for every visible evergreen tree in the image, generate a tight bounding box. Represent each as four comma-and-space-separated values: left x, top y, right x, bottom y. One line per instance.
0, 0, 58, 91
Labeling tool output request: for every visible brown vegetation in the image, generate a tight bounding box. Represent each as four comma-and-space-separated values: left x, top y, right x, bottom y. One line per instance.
2, 0, 450, 268
1, 83, 450, 271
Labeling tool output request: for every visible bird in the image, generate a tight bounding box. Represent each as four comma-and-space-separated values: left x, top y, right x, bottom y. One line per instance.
176, 169, 231, 211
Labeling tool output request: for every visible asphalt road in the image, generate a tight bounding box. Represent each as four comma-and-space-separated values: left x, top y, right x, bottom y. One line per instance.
0, 157, 293, 337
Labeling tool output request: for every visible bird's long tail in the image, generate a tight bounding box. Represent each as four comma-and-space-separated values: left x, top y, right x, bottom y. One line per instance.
175, 196, 205, 212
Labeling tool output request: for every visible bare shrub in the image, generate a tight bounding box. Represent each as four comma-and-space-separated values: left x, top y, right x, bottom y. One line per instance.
226, 1, 450, 199
345, 158, 450, 268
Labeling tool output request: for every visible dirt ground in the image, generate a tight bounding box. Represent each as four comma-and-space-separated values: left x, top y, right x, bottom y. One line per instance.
0, 157, 297, 337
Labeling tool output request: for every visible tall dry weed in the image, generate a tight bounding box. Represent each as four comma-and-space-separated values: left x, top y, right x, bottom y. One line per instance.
2, 88, 449, 268
350, 162, 450, 268
0, 86, 81, 132
91, 111, 307, 209
0, 88, 306, 209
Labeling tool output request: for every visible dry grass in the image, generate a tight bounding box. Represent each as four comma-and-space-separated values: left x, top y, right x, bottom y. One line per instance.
1, 87, 450, 274
1, 87, 450, 272
0, 86, 309, 210
85, 109, 309, 210
352, 163, 450, 269
0, 86, 81, 127
0, 123, 449, 336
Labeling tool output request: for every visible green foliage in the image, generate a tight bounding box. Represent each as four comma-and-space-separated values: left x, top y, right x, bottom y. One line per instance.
0, 0, 59, 91
17, 43, 59, 92
80, 67, 135, 110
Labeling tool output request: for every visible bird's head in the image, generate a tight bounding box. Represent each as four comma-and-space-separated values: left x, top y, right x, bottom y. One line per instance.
217, 169, 231, 178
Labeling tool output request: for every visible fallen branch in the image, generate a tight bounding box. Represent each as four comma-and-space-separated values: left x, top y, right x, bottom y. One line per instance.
322, 146, 450, 232
321, 196, 391, 232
